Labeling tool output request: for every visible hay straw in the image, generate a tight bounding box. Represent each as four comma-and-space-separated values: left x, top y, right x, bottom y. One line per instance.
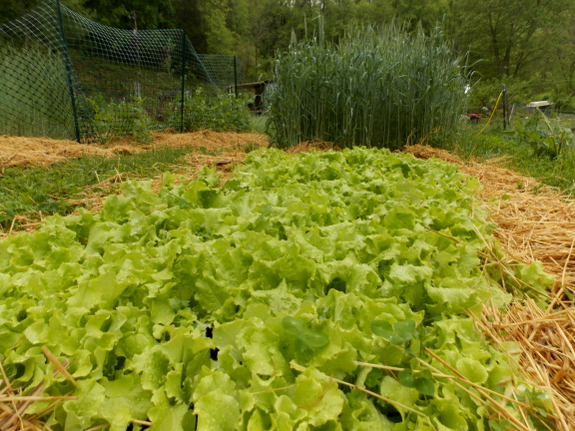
0, 130, 269, 169
404, 144, 575, 431
284, 140, 338, 154
39, 347, 76, 387
0, 347, 77, 431
151, 130, 268, 153
0, 136, 141, 169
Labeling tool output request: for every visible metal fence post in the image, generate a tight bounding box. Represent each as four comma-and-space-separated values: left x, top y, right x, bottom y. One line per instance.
233, 56, 238, 98
180, 30, 187, 133
502, 84, 507, 130
56, 0, 81, 142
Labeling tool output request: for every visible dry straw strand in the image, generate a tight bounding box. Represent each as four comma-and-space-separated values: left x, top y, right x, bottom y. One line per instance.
0, 348, 77, 431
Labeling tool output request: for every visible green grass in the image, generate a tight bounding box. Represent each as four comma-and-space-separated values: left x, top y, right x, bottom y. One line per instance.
556, 115, 575, 131
0, 146, 197, 231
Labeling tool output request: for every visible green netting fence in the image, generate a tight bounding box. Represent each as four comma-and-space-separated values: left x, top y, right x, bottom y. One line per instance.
0, 0, 241, 142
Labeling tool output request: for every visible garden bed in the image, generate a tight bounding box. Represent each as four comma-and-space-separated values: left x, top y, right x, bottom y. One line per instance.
0, 135, 574, 430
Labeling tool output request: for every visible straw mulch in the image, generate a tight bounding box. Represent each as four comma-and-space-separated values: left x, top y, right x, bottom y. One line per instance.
0, 136, 139, 168
0, 130, 269, 169
285, 140, 339, 154
152, 130, 268, 153
0, 346, 77, 431
404, 144, 575, 431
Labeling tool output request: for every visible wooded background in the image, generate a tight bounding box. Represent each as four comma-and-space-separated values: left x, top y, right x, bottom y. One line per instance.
2, 0, 575, 107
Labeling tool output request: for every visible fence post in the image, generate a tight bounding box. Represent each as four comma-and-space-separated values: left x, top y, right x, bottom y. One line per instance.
180, 30, 187, 133
233, 56, 238, 98
56, 0, 81, 142
502, 84, 507, 130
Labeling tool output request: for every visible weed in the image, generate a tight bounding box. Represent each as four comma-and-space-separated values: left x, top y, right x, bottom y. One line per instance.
86, 96, 154, 144
510, 109, 574, 159
250, 114, 268, 135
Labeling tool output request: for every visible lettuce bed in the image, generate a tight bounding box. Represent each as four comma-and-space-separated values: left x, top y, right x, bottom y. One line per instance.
0, 148, 553, 430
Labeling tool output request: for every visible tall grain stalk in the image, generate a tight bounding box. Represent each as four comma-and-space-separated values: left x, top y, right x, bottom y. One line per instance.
268, 23, 468, 150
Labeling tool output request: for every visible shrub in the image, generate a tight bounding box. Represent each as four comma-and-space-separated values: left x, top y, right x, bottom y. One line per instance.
169, 87, 251, 133
510, 109, 574, 159
268, 23, 469, 150
86, 96, 154, 144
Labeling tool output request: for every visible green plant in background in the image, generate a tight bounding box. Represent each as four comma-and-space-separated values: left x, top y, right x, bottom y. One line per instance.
86, 96, 153, 143
84, 87, 251, 144
249, 114, 268, 135
168, 87, 251, 132
455, 119, 575, 196
507, 108, 574, 159
0, 44, 75, 139
268, 22, 469, 150
466, 76, 542, 113
131, 97, 154, 144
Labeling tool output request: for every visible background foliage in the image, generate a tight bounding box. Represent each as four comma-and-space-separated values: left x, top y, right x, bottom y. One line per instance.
2, 0, 574, 102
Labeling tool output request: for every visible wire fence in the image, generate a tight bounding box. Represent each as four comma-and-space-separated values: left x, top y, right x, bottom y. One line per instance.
0, 0, 241, 142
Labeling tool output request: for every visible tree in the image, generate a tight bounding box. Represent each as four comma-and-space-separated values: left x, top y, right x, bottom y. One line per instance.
451, 0, 575, 80
174, 0, 209, 53
355, 0, 395, 26
0, 0, 40, 24
81, 0, 177, 30
390, 0, 448, 32
541, 19, 575, 106
242, 0, 281, 78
